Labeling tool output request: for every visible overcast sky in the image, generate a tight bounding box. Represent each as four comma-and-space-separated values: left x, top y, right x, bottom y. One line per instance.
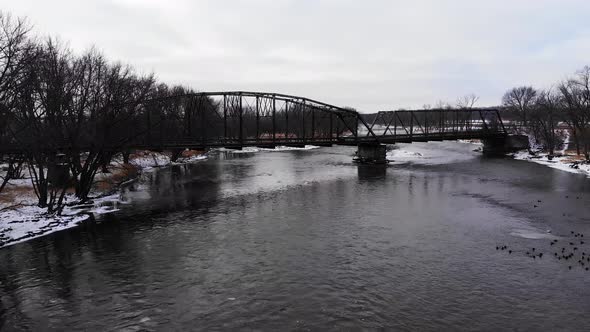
1, 0, 589, 112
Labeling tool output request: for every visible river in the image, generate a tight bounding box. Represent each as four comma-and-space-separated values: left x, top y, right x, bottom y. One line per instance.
1, 142, 590, 331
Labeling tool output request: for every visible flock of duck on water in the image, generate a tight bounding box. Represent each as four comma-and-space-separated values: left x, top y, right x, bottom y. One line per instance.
496, 195, 589, 271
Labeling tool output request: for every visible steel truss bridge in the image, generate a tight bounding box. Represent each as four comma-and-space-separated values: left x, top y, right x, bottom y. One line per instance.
0, 91, 508, 153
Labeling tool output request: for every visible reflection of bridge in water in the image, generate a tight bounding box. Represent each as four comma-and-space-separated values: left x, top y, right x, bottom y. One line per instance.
3, 91, 525, 161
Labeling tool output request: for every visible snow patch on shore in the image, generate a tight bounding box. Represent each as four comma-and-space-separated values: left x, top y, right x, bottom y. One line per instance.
0, 192, 133, 248
130, 152, 172, 170
1, 151, 208, 249
513, 151, 590, 177
458, 139, 483, 146
174, 154, 208, 164
0, 206, 89, 248
216, 145, 320, 154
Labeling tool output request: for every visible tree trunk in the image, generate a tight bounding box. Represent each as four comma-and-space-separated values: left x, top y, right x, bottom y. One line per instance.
572, 128, 581, 155
123, 151, 130, 164
171, 149, 182, 162
100, 152, 112, 173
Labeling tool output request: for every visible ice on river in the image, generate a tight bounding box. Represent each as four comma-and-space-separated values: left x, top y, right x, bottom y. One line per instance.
386, 141, 481, 165
510, 228, 559, 240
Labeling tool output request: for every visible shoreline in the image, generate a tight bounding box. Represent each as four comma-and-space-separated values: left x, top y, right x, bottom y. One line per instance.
511, 131, 590, 177
0, 145, 320, 249
512, 151, 590, 177
5, 142, 586, 249
0, 150, 208, 249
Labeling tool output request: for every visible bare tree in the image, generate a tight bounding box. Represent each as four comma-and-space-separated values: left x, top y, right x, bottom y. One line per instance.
435, 100, 453, 109
70, 58, 155, 202
558, 66, 590, 159
502, 86, 537, 127
529, 89, 563, 158
0, 12, 34, 194
456, 94, 479, 109
10, 39, 77, 213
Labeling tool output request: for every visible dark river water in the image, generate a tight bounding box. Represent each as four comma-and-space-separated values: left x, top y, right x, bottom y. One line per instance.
2, 142, 590, 331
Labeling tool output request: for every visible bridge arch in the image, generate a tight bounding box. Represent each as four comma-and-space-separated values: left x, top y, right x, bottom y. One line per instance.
135, 91, 378, 149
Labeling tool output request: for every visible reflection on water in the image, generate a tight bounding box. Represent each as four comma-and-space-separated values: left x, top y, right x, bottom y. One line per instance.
1, 143, 590, 330
357, 164, 387, 181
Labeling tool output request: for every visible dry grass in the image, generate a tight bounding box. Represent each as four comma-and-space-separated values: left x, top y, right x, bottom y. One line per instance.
181, 149, 206, 158
94, 163, 139, 192
0, 185, 33, 205
562, 154, 588, 163
129, 150, 152, 159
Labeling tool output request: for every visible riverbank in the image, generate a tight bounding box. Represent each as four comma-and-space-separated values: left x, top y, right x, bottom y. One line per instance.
5, 141, 586, 249
0, 145, 322, 249
0, 150, 208, 248
513, 150, 590, 177
511, 131, 590, 177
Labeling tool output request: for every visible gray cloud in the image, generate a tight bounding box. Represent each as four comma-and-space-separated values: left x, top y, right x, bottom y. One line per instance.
2, 0, 589, 112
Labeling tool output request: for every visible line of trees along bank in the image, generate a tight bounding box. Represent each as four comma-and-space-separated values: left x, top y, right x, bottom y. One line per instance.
502, 66, 590, 158
0, 12, 347, 215
0, 12, 214, 213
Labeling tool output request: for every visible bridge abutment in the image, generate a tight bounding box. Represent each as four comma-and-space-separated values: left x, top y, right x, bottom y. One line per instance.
482, 135, 529, 156
354, 143, 387, 164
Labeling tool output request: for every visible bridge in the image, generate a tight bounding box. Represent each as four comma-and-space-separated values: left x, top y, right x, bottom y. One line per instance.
1, 91, 521, 162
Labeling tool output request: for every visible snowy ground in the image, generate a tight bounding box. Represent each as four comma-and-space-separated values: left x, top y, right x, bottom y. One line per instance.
0, 150, 208, 249
512, 131, 590, 177
0, 206, 89, 248
512, 151, 590, 177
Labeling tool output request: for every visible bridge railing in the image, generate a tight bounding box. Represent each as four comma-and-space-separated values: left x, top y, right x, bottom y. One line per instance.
358, 108, 506, 143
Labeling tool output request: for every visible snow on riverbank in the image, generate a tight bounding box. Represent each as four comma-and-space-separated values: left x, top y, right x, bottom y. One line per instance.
0, 205, 90, 248
513, 151, 590, 177
0, 150, 208, 249
216, 145, 320, 154
512, 130, 590, 177
0, 144, 324, 248
129, 150, 208, 170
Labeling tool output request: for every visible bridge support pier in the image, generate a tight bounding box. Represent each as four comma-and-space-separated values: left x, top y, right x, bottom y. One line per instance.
482, 135, 529, 156
354, 143, 387, 164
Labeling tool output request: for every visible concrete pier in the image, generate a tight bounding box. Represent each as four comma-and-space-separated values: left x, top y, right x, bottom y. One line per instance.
354, 143, 387, 164
482, 135, 529, 156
